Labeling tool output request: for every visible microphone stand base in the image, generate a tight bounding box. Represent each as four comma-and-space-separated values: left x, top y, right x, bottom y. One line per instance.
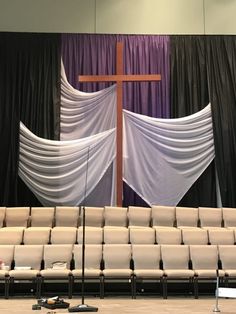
68, 304, 98, 312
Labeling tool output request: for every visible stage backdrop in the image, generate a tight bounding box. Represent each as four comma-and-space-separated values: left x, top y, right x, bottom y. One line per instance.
1, 33, 236, 207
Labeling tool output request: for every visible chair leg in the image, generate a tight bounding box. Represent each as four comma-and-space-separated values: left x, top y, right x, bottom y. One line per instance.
163, 276, 167, 299
130, 275, 134, 299
68, 275, 73, 299
100, 275, 104, 299
133, 275, 137, 299
194, 276, 198, 299
5, 276, 10, 299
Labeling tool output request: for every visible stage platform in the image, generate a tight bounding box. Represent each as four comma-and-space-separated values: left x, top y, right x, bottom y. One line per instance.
0, 296, 235, 314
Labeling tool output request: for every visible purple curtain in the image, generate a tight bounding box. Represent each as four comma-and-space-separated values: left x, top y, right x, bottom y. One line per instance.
61, 34, 170, 206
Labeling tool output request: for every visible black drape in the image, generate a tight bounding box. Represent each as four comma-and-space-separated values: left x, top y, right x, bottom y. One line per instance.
170, 35, 216, 207
0, 32, 61, 206
206, 36, 236, 207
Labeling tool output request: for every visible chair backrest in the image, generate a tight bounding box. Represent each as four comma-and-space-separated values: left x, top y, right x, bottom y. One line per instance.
73, 244, 102, 269
208, 229, 235, 245
5, 207, 30, 227
14, 245, 43, 269
50, 227, 77, 244
155, 227, 182, 244
151, 206, 175, 227
198, 207, 222, 227
103, 227, 129, 244
132, 244, 161, 269
103, 244, 131, 269
104, 206, 128, 227
30, 207, 55, 227
0, 245, 14, 267
129, 228, 155, 244
23, 227, 51, 245
43, 244, 73, 269
0, 207, 6, 227
218, 245, 236, 269
190, 245, 218, 269
77, 227, 103, 244
55, 206, 79, 227
81, 207, 104, 227
161, 245, 190, 269
181, 228, 208, 245
128, 206, 151, 227
0, 228, 24, 245
222, 208, 236, 228
176, 207, 198, 227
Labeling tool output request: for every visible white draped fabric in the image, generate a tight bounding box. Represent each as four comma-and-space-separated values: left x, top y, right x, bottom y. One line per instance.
18, 62, 215, 207
61, 63, 116, 140
123, 104, 215, 206
19, 122, 116, 206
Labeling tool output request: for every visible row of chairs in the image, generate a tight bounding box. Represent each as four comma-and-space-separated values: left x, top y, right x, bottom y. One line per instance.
1, 225, 236, 245
1, 206, 236, 228
1, 244, 236, 299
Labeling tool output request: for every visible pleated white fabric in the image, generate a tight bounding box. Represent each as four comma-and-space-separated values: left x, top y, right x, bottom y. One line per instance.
18, 62, 215, 207
19, 122, 116, 206
123, 104, 215, 206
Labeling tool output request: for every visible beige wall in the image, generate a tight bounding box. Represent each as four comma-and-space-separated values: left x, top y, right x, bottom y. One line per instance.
0, 0, 235, 34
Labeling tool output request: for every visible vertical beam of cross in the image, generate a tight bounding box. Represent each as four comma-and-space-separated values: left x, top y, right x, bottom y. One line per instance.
79, 42, 161, 206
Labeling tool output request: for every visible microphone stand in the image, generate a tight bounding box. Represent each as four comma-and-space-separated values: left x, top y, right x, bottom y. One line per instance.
68, 147, 98, 312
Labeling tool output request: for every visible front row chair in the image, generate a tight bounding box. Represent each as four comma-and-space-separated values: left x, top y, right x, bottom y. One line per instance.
102, 244, 134, 298
132, 244, 163, 298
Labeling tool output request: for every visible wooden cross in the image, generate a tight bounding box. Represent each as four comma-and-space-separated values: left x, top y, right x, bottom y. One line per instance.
78, 42, 161, 206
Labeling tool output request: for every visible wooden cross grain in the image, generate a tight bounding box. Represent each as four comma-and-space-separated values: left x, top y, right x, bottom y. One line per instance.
78, 42, 161, 206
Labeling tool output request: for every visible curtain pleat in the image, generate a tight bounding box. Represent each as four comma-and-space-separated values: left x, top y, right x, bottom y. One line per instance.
0, 32, 61, 206
170, 35, 216, 207
206, 36, 236, 207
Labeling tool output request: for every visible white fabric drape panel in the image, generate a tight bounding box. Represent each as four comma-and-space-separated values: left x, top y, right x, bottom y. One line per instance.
60, 62, 117, 206
19, 122, 116, 206
123, 104, 215, 206
61, 63, 116, 140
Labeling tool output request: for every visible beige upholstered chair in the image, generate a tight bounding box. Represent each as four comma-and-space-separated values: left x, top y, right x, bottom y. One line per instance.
155, 227, 182, 244
0, 228, 24, 245
132, 244, 163, 298
81, 207, 104, 227
102, 244, 133, 298
55, 206, 80, 227
128, 206, 151, 228
175, 207, 199, 229
190, 245, 224, 298
77, 227, 103, 244
161, 245, 194, 298
72, 244, 103, 297
129, 228, 155, 244
222, 208, 236, 228
208, 229, 235, 245
181, 228, 208, 245
30, 207, 55, 227
50, 227, 77, 244
40, 244, 73, 298
151, 206, 176, 227
23, 227, 51, 245
198, 207, 222, 229
103, 227, 129, 244
0, 245, 14, 298
0, 207, 6, 227
25, 207, 54, 244
9, 245, 43, 298
104, 206, 128, 227
1, 207, 28, 245
5, 207, 30, 227
218, 245, 236, 286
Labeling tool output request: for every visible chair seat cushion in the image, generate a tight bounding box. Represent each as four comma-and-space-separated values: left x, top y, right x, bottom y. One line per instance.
40, 269, 72, 278
134, 269, 163, 278
102, 269, 133, 277
164, 269, 194, 278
